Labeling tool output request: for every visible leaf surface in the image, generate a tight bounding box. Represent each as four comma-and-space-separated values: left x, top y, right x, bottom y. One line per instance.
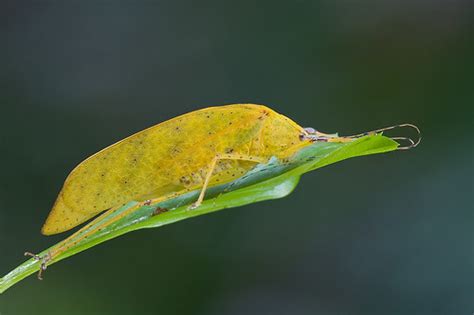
0, 134, 398, 293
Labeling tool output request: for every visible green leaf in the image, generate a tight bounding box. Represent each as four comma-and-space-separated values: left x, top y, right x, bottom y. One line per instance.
0, 134, 398, 294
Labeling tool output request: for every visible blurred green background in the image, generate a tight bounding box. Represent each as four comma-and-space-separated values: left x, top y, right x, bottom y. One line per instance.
1, 1, 472, 314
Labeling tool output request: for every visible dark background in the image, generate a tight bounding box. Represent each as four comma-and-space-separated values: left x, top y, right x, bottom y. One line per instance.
1, 1, 472, 314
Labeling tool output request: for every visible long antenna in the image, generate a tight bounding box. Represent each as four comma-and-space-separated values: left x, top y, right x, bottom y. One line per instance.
302, 123, 422, 150
346, 123, 421, 150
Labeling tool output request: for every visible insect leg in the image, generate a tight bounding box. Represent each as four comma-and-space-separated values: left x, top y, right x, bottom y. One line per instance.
34, 194, 178, 278
47, 206, 123, 257
24, 206, 123, 279
24, 251, 50, 280
189, 153, 266, 209
50, 198, 171, 258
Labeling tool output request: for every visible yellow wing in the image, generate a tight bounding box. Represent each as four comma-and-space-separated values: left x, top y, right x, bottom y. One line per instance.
41, 104, 279, 235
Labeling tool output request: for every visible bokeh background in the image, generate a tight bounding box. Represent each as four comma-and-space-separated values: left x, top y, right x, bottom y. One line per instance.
1, 1, 472, 314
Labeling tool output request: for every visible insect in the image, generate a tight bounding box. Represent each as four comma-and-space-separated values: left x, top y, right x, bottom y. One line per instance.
25, 104, 420, 279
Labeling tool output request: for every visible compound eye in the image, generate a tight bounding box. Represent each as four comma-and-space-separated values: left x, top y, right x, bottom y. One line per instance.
303, 127, 316, 134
